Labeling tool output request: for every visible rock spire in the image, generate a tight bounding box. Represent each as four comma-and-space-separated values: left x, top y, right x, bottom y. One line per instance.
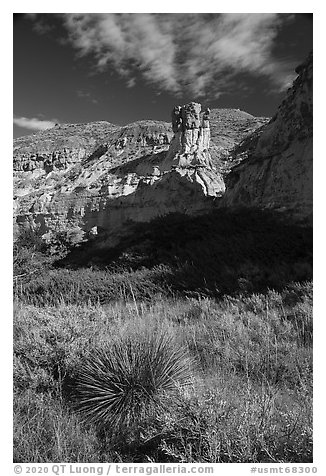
165, 102, 212, 168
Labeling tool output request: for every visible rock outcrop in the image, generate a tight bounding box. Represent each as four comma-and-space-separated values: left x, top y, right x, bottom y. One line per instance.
222, 53, 313, 223
162, 102, 212, 169
14, 110, 269, 177
13, 121, 118, 173
13, 120, 173, 174
14, 50, 312, 246
14, 102, 225, 242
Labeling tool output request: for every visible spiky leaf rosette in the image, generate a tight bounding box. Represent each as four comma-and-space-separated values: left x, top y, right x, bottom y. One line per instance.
74, 324, 194, 431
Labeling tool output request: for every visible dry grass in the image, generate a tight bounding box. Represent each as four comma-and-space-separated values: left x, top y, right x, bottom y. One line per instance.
13, 282, 313, 462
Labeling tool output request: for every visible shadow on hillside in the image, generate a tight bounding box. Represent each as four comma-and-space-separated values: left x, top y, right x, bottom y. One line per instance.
108, 150, 167, 175
56, 208, 312, 297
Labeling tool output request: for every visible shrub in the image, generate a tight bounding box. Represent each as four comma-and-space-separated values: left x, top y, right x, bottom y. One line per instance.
13, 226, 51, 283
43, 228, 85, 257
152, 380, 312, 463
74, 322, 194, 437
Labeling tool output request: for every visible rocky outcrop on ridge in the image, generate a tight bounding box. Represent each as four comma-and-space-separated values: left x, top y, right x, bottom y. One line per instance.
222, 53, 313, 223
13, 120, 173, 174
14, 49, 313, 246
14, 102, 225, 242
160, 103, 212, 169
13, 109, 268, 176
13, 121, 119, 173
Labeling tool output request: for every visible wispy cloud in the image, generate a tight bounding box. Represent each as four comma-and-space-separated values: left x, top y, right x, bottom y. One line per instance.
126, 78, 136, 88
25, 13, 54, 35
76, 89, 98, 103
13, 116, 57, 131
32, 13, 297, 98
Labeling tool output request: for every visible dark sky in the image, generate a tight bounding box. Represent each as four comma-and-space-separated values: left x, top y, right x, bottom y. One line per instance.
13, 13, 313, 138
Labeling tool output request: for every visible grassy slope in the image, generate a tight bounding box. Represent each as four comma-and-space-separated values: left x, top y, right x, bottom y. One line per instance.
13, 208, 313, 463
14, 284, 312, 463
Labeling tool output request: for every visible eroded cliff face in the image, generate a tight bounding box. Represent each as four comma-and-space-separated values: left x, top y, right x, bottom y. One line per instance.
13, 120, 173, 174
14, 51, 312, 243
14, 102, 225, 241
14, 121, 118, 173
222, 53, 313, 223
13, 110, 268, 177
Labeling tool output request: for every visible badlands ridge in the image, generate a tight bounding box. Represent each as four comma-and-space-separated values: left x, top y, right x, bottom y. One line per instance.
13, 53, 312, 245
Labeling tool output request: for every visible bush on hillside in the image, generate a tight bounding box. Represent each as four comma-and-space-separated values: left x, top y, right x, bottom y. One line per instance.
13, 226, 50, 282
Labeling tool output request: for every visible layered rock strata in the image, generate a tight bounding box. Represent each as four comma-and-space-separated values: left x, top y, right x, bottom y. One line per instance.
13, 121, 173, 174
14, 102, 225, 241
13, 122, 118, 173
163, 102, 212, 169
14, 110, 269, 180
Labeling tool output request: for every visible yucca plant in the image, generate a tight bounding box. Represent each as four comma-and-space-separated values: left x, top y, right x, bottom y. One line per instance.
74, 322, 194, 435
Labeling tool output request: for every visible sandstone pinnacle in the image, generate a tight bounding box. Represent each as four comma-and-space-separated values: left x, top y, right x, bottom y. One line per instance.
164, 102, 212, 169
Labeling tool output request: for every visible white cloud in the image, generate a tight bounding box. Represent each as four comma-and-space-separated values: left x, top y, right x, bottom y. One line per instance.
13, 116, 57, 131
25, 13, 54, 35
54, 13, 296, 98
126, 78, 136, 88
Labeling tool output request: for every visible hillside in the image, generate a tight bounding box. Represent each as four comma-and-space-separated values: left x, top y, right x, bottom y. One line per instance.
223, 53, 313, 223
209, 109, 269, 170
14, 109, 268, 174
14, 104, 268, 244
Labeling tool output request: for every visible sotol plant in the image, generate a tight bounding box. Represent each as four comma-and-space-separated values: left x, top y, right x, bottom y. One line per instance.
74, 322, 194, 433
